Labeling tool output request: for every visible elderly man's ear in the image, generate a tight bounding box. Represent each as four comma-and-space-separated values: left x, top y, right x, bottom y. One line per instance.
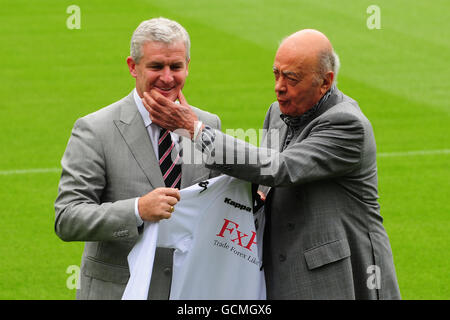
320, 71, 334, 95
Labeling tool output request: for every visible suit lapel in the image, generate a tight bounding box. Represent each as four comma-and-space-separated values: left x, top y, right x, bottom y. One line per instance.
114, 94, 164, 189
272, 107, 288, 152
278, 123, 288, 152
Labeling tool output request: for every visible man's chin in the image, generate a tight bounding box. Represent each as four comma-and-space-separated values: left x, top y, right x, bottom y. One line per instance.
156, 89, 179, 101
278, 102, 292, 115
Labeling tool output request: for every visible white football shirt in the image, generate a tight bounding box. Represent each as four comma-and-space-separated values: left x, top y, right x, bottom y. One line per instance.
122, 175, 266, 300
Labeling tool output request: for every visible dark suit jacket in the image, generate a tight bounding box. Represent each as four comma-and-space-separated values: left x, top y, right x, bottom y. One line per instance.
206, 88, 401, 299
54, 91, 221, 299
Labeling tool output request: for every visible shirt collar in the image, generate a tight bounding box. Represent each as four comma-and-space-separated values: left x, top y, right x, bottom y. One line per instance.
133, 88, 152, 128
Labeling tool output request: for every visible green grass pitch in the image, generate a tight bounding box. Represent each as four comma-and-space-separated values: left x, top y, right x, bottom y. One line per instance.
0, 0, 448, 299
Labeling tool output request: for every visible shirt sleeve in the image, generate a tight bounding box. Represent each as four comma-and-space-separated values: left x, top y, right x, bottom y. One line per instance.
134, 197, 144, 227
195, 113, 365, 187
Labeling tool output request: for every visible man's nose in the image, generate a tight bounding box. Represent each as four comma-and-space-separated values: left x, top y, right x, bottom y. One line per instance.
160, 66, 174, 83
274, 78, 286, 94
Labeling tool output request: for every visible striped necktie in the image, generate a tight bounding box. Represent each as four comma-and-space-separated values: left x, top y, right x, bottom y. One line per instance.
158, 128, 182, 189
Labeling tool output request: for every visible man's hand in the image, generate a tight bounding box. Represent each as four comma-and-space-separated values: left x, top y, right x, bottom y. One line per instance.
138, 187, 180, 222
257, 190, 266, 202
142, 90, 198, 138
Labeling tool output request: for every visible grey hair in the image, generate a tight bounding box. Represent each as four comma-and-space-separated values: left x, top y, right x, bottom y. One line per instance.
130, 17, 191, 64
316, 49, 340, 86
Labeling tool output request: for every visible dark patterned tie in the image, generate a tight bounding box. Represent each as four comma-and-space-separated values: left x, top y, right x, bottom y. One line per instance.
158, 128, 182, 189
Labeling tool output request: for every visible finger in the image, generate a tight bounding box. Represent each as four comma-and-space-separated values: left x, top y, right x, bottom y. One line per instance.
177, 90, 188, 106
150, 89, 170, 106
142, 91, 152, 106
257, 190, 266, 202
143, 91, 160, 112
142, 92, 155, 114
142, 95, 152, 114
158, 203, 173, 219
165, 195, 179, 206
142, 100, 157, 123
160, 211, 172, 220
143, 93, 167, 125
159, 187, 181, 201
167, 204, 175, 213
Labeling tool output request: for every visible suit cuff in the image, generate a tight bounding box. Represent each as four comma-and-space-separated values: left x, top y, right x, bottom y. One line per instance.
195, 125, 215, 156
134, 197, 144, 227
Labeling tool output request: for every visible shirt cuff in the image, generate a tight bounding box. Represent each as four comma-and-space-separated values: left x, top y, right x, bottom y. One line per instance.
134, 197, 144, 227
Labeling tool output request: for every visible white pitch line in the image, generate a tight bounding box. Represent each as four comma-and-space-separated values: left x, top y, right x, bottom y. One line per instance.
0, 168, 60, 175
378, 149, 450, 157
0, 149, 448, 175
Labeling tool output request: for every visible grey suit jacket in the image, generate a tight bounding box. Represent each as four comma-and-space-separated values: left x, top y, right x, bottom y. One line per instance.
54, 91, 221, 300
206, 88, 401, 299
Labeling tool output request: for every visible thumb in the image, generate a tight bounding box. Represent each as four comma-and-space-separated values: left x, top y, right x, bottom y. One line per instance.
178, 90, 189, 107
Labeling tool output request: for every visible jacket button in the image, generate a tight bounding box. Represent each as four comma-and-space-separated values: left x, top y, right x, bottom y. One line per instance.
287, 223, 295, 231
279, 254, 286, 262
164, 267, 172, 276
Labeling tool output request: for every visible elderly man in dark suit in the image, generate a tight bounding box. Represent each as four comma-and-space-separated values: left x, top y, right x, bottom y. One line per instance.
54, 17, 221, 300
144, 29, 401, 299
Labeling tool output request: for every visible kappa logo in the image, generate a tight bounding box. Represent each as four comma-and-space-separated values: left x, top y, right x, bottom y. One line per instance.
224, 197, 252, 212
198, 181, 209, 193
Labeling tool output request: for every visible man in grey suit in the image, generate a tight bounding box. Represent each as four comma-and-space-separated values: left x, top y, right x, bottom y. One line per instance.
144, 29, 401, 299
54, 17, 220, 299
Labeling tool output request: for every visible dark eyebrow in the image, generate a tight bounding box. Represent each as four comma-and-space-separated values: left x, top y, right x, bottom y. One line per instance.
146, 61, 163, 67
146, 61, 185, 68
272, 66, 302, 79
282, 70, 301, 79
